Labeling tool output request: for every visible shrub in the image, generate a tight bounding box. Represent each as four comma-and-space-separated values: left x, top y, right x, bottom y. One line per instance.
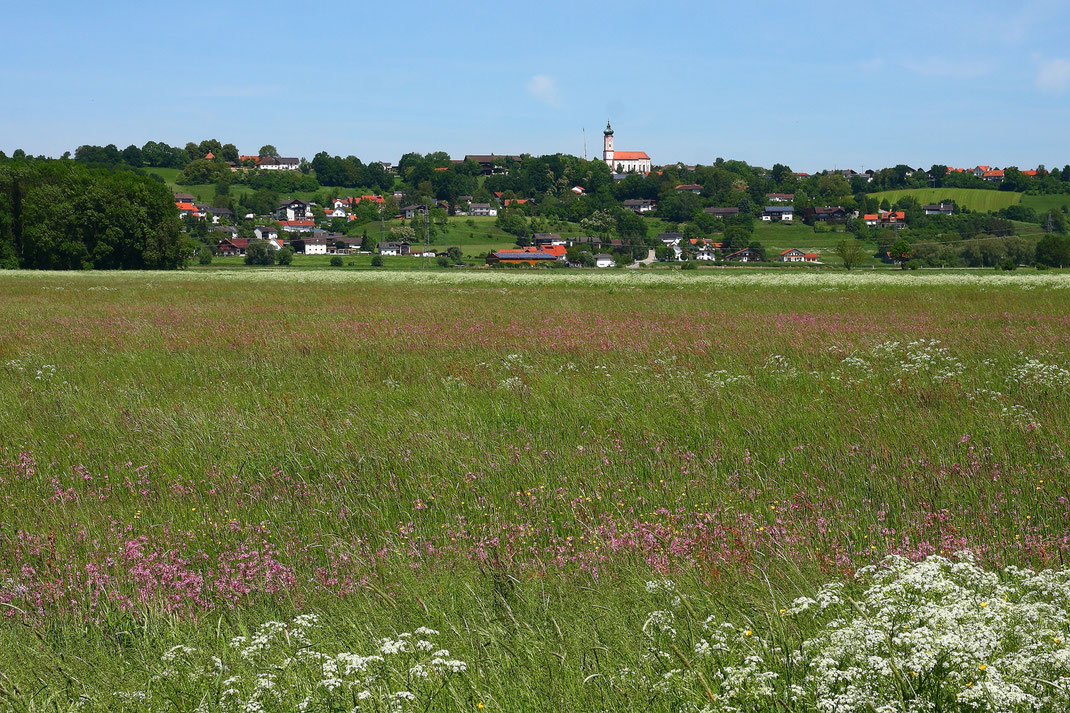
276, 247, 294, 266
997, 258, 1017, 271
197, 246, 213, 265
329, 256, 343, 267
371, 255, 384, 267
680, 261, 698, 270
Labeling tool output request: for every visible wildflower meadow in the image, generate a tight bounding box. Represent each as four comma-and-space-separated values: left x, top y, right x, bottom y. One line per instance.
1, 269, 1069, 712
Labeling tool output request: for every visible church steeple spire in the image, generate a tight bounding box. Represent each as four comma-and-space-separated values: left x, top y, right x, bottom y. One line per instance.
603, 120, 614, 136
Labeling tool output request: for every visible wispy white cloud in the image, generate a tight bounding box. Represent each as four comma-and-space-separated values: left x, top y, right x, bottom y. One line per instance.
526, 74, 561, 108
1035, 56, 1070, 92
900, 57, 993, 80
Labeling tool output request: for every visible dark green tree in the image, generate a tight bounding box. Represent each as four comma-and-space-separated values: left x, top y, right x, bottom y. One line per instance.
244, 240, 275, 266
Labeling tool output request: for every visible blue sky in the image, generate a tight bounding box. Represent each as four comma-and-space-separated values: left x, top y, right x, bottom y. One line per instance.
2, 0, 1070, 171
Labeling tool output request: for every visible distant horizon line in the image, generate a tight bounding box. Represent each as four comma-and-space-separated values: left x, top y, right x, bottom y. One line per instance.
1, 145, 1054, 176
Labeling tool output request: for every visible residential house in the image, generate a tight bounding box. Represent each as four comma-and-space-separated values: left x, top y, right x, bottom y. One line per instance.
761, 206, 794, 222
541, 244, 567, 260
326, 206, 348, 218
205, 206, 233, 223
622, 198, 656, 213
257, 156, 300, 171
877, 210, 907, 229
675, 184, 702, 194
503, 198, 529, 208
468, 203, 497, 217
303, 238, 328, 255
278, 220, 315, 233
813, 206, 847, 222
173, 192, 195, 203
253, 226, 280, 242
486, 247, 559, 266
464, 154, 521, 175
594, 253, 616, 268
972, 165, 992, 177
658, 232, 685, 259
401, 204, 428, 219
276, 199, 311, 221
704, 206, 740, 219
175, 201, 202, 218
982, 169, 1004, 182
568, 236, 602, 249
690, 239, 722, 261
724, 247, 764, 262
923, 203, 953, 216
378, 241, 410, 256
779, 248, 808, 263
217, 238, 249, 256
533, 233, 565, 247
864, 213, 879, 227
208, 225, 238, 240
765, 193, 795, 203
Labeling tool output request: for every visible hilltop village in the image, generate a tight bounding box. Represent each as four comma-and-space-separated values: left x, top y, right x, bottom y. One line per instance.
3, 126, 1070, 270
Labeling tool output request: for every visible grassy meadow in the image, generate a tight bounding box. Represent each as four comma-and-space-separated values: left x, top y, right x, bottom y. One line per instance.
868, 188, 1022, 212
3, 270, 1069, 711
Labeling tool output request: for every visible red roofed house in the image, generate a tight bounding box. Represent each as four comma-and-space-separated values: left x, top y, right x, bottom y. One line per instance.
204, 151, 215, 160
982, 169, 1004, 182
1021, 169, 1038, 177
766, 193, 795, 203
877, 210, 907, 229
779, 248, 821, 264
603, 121, 651, 173
175, 201, 204, 218
675, 184, 702, 194
864, 213, 879, 227
278, 220, 315, 233
217, 238, 249, 256
486, 246, 560, 266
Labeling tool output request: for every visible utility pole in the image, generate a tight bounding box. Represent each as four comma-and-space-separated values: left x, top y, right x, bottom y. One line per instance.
1047, 211, 1055, 233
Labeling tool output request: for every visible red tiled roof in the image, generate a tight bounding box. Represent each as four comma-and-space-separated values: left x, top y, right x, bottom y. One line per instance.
804, 253, 819, 259
176, 202, 198, 211
204, 152, 215, 159
279, 220, 314, 226
504, 199, 529, 206
611, 151, 650, 160
675, 184, 702, 190
780, 248, 804, 255
542, 244, 567, 257
864, 214, 878, 220
983, 169, 1004, 177
1021, 170, 1037, 176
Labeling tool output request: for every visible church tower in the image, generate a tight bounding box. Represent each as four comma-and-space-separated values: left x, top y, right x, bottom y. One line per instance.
603, 121, 614, 168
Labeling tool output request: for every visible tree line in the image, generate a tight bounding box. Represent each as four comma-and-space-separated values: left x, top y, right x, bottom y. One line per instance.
0, 158, 186, 270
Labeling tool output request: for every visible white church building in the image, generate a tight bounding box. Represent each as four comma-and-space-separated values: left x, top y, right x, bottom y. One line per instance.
602, 121, 651, 174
